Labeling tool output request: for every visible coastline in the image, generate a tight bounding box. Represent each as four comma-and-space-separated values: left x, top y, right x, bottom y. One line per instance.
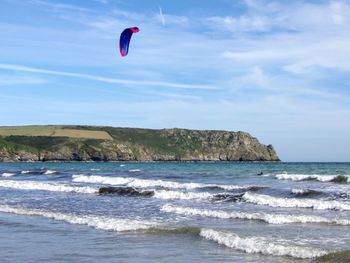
0, 126, 279, 163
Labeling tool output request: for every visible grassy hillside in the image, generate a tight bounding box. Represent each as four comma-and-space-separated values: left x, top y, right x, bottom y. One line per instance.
0, 126, 112, 140
0, 125, 279, 162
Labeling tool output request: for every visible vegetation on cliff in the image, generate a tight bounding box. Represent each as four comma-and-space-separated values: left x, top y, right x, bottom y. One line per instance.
0, 126, 279, 162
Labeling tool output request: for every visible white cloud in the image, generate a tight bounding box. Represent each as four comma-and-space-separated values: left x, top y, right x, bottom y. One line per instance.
236, 66, 270, 87
206, 15, 271, 32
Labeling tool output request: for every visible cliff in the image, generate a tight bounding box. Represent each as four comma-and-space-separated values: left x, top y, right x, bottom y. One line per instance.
0, 126, 279, 162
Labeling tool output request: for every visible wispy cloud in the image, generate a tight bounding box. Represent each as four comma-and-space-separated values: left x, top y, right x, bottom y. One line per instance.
0, 74, 46, 86
28, 0, 96, 13
94, 0, 109, 4
0, 64, 216, 90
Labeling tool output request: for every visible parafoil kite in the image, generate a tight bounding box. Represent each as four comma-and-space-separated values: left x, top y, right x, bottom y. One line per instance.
119, 27, 139, 57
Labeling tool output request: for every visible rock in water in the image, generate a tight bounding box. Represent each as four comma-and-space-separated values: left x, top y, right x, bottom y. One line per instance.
98, 187, 154, 197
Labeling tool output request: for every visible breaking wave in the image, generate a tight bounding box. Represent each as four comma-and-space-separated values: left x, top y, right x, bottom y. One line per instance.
153, 190, 214, 200
291, 188, 322, 198
161, 204, 350, 225
199, 229, 328, 259
44, 170, 59, 175
0, 204, 158, 232
0, 202, 333, 259
276, 173, 350, 183
0, 180, 234, 201
99, 187, 242, 201
72, 174, 259, 191
2, 173, 15, 177
0, 180, 97, 194
243, 192, 350, 211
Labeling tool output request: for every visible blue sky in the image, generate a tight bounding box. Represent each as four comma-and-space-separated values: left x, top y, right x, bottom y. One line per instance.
1, 0, 350, 161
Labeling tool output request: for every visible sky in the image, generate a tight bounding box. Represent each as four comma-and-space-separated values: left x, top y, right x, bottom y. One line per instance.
0, 0, 350, 162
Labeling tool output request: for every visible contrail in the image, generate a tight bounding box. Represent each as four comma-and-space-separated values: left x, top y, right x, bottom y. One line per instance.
159, 6, 165, 26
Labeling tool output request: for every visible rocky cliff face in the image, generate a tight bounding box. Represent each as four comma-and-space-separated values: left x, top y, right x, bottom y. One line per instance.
0, 127, 279, 162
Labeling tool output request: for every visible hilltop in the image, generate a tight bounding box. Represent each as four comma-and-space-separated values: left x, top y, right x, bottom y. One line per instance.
0, 125, 279, 162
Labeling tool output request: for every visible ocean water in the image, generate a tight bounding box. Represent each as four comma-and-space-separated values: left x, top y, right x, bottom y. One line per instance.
0, 162, 349, 262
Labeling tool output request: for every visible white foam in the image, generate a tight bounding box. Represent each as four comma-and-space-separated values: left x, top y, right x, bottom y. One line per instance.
161, 204, 350, 225
20, 170, 31, 174
0, 204, 157, 232
0, 180, 97, 194
291, 188, 309, 194
120, 164, 126, 167
2, 173, 15, 177
72, 174, 255, 191
276, 173, 350, 183
73, 175, 132, 185
154, 190, 213, 200
199, 229, 328, 259
243, 192, 350, 211
44, 170, 58, 175
128, 169, 142, 172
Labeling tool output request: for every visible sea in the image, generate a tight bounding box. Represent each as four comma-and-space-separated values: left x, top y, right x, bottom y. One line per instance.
0, 162, 349, 263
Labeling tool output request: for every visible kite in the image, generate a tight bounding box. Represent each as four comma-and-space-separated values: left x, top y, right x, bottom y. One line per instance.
119, 27, 140, 57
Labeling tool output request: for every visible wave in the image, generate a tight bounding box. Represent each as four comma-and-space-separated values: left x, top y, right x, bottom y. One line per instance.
128, 169, 142, 172
243, 192, 350, 211
315, 250, 350, 262
0, 179, 230, 201
146, 226, 202, 236
20, 169, 46, 175
99, 186, 241, 201
98, 186, 154, 197
291, 188, 322, 198
73, 174, 131, 185
72, 174, 259, 191
161, 204, 350, 225
199, 229, 328, 259
44, 170, 59, 175
276, 173, 350, 183
153, 190, 214, 200
212, 193, 244, 202
0, 204, 158, 232
0, 180, 97, 194
2, 173, 15, 177
0, 203, 337, 259
153, 190, 242, 201
330, 192, 350, 202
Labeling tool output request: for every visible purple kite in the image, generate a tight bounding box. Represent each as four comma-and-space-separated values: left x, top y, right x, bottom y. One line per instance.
119, 27, 140, 57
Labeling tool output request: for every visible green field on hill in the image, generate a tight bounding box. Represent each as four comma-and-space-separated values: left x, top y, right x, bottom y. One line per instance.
0, 126, 113, 140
